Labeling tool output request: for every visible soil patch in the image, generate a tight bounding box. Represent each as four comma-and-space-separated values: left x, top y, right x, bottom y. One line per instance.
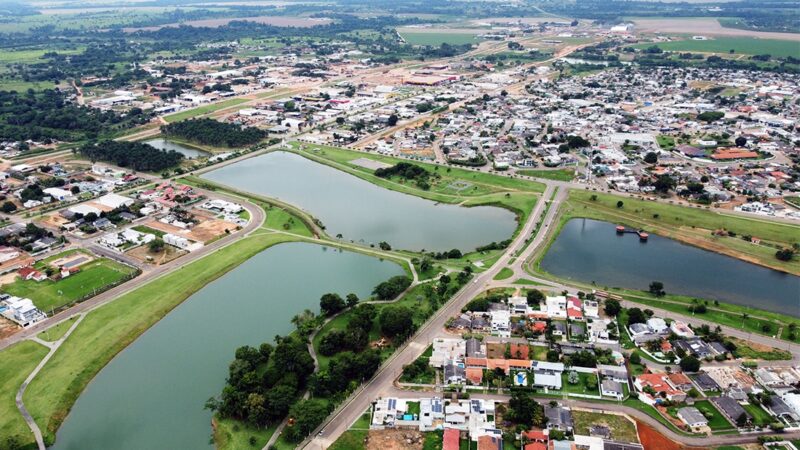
366, 429, 424, 450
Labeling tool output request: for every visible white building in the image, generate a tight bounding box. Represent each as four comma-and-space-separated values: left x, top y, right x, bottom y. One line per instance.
546, 296, 567, 318
2, 296, 45, 326
647, 317, 668, 334
430, 338, 466, 368
43, 187, 74, 202
96, 193, 134, 210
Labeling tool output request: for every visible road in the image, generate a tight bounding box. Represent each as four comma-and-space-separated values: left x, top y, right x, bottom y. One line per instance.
304, 184, 558, 449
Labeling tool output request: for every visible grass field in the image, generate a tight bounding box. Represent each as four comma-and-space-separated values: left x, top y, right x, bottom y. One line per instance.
399, 31, 482, 46
561, 372, 599, 395
22, 232, 299, 445
634, 37, 800, 57
3, 251, 138, 312
742, 402, 772, 427
0, 341, 48, 448
163, 98, 250, 123
493, 267, 514, 280
37, 317, 78, 342
572, 410, 639, 443
543, 189, 800, 275
517, 168, 575, 182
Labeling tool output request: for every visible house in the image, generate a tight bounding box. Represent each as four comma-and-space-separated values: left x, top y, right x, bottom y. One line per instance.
372, 397, 406, 427
42, 187, 73, 202
444, 361, 466, 385
646, 318, 668, 334
490, 310, 511, 337
677, 407, 708, 432
667, 373, 694, 392
566, 296, 583, 320
628, 323, 650, 337
583, 300, 599, 318
767, 396, 800, 422
419, 397, 444, 431
597, 365, 628, 383
552, 321, 567, 336
669, 320, 694, 337
601, 379, 625, 400
18, 267, 46, 282
532, 361, 564, 390
466, 367, 484, 385
96, 193, 134, 209
431, 338, 466, 367
692, 372, 720, 391
544, 405, 573, 432
164, 233, 191, 250
634, 374, 687, 405
711, 396, 750, 426
0, 246, 20, 263
477, 435, 503, 450
674, 337, 714, 359
443, 428, 460, 450
1, 296, 45, 326
546, 296, 567, 318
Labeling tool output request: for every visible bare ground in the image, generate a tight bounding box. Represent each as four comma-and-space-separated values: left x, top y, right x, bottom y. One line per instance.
366, 429, 424, 450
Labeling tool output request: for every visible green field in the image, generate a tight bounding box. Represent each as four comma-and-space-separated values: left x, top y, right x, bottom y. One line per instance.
635, 37, 800, 58
399, 30, 482, 46
3, 251, 138, 312
743, 402, 773, 427
213, 417, 275, 450
517, 168, 576, 182
163, 98, 250, 123
0, 341, 49, 448
131, 225, 166, 237
37, 317, 78, 342
561, 371, 599, 395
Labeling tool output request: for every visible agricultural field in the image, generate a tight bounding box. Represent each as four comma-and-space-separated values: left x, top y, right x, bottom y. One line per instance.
2, 250, 138, 313
634, 37, 800, 57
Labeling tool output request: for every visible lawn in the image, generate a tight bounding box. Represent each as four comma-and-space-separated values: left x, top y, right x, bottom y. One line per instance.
493, 267, 514, 281
329, 430, 368, 450
742, 402, 772, 427
398, 30, 482, 46
572, 410, 639, 443
22, 232, 299, 445
517, 168, 575, 182
634, 37, 800, 58
657, 135, 675, 150
131, 225, 166, 237
0, 341, 49, 449
692, 400, 734, 431
37, 317, 78, 342
3, 253, 138, 313
561, 371, 599, 395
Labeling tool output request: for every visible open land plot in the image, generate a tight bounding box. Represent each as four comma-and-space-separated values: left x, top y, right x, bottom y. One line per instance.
547, 190, 800, 275
572, 410, 639, 443
517, 168, 575, 182
163, 98, 250, 123
0, 341, 49, 448
37, 316, 78, 342
631, 18, 800, 41
2, 251, 138, 312
634, 37, 800, 57
22, 232, 300, 445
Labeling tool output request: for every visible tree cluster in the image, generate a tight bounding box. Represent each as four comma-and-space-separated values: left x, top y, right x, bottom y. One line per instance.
161, 118, 267, 148
78, 140, 184, 171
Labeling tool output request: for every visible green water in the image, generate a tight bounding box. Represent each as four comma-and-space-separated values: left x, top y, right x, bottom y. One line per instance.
51, 242, 403, 450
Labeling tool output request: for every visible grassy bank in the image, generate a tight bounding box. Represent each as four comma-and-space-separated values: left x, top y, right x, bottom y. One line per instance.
23, 232, 299, 445
0, 341, 49, 450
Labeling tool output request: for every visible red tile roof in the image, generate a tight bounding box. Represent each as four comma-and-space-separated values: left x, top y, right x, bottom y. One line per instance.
443, 428, 460, 450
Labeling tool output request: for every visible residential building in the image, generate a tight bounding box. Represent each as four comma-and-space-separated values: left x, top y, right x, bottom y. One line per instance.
677, 407, 708, 432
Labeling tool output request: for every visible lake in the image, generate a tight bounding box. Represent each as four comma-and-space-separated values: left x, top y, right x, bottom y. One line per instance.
201, 151, 518, 252
51, 242, 403, 450
145, 138, 211, 159
541, 218, 800, 317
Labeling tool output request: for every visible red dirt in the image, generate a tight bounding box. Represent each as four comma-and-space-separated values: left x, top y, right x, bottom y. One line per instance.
635, 420, 709, 450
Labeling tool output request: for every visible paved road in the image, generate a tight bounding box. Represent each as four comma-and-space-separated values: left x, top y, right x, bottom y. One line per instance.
0, 189, 265, 351
304, 184, 557, 449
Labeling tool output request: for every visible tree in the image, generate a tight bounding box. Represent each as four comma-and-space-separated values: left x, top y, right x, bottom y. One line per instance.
320, 293, 346, 316
387, 114, 398, 126
697, 111, 724, 123
1, 201, 17, 213
546, 349, 561, 362
648, 281, 665, 297
507, 391, 543, 427
679, 355, 701, 373
148, 238, 165, 253
372, 275, 412, 300
345, 293, 359, 308
567, 371, 579, 384
629, 352, 641, 365
604, 299, 621, 316
644, 152, 658, 164
616, 201, 624, 208
627, 307, 646, 325
379, 306, 414, 338
378, 241, 391, 251
526, 289, 545, 306
284, 399, 331, 442
735, 136, 747, 147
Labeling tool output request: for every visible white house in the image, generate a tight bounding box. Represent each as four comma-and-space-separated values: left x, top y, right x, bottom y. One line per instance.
546, 296, 567, 318
96, 193, 134, 210
647, 318, 668, 334
163, 233, 190, 250
430, 338, 466, 368
43, 187, 74, 202
601, 379, 624, 400
532, 361, 564, 390
490, 310, 510, 337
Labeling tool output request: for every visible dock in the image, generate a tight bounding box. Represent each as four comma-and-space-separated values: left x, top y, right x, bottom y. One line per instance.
615, 225, 649, 241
